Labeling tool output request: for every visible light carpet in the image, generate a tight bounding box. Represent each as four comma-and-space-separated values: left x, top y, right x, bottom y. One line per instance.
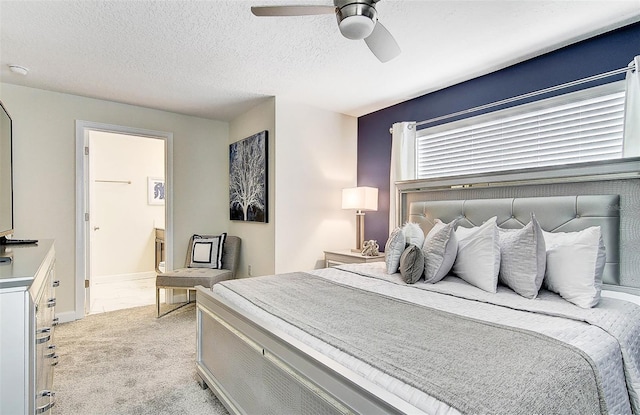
53, 303, 229, 415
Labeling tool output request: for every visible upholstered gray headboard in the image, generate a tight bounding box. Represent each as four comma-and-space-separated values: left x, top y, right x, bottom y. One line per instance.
408, 195, 620, 286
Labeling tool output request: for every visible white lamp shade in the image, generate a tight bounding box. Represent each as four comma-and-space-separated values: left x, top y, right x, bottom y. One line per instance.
342, 187, 378, 211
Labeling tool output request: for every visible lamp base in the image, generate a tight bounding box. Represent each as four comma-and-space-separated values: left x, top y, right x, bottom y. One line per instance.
354, 210, 365, 253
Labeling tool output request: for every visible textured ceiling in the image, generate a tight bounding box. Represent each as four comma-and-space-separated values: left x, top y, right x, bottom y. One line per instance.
1, 0, 639, 121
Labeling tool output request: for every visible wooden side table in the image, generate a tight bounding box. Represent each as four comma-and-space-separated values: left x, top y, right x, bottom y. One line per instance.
324, 249, 385, 268
155, 227, 165, 273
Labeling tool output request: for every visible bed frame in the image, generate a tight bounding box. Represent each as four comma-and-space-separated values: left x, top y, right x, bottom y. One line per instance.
196, 160, 640, 414
196, 286, 421, 414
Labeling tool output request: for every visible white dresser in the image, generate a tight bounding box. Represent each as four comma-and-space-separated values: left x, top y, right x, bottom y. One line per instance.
0, 240, 57, 415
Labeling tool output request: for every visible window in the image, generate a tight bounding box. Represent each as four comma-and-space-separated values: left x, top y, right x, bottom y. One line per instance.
416, 82, 626, 179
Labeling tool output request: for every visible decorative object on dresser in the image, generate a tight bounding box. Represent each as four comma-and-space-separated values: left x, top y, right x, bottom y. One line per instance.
0, 240, 58, 415
341, 186, 378, 252
229, 130, 268, 223
361, 239, 379, 256
324, 248, 385, 267
156, 234, 240, 317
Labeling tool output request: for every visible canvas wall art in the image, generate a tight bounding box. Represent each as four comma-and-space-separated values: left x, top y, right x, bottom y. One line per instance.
229, 130, 268, 222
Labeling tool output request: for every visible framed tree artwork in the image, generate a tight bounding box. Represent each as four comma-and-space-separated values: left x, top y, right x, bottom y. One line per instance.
229, 130, 268, 222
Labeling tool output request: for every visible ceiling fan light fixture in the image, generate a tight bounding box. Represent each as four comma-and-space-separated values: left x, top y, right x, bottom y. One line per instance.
337, 3, 377, 40
251, 0, 400, 62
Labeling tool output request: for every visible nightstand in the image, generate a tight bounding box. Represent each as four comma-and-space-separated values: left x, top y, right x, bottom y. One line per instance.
324, 249, 385, 268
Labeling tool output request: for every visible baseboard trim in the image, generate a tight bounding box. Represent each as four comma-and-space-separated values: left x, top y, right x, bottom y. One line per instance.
56, 310, 78, 324
168, 289, 189, 304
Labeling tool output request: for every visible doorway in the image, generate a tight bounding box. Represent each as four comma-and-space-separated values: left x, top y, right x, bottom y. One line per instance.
89, 131, 164, 313
75, 121, 173, 319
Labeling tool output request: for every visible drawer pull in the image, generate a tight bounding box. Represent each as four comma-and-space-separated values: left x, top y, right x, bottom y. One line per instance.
52, 317, 59, 326
46, 298, 56, 308
50, 355, 59, 366
52, 280, 60, 287
45, 345, 56, 358
36, 334, 51, 344
36, 327, 52, 344
36, 391, 55, 414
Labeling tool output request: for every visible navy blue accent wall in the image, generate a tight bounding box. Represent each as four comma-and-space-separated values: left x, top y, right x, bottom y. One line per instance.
358, 21, 640, 248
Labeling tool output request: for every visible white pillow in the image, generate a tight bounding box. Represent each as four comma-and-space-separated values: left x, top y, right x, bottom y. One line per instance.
422, 219, 458, 283
498, 214, 546, 299
189, 233, 227, 269
543, 227, 606, 308
453, 217, 500, 293
384, 227, 406, 274
455, 225, 476, 240
403, 222, 425, 247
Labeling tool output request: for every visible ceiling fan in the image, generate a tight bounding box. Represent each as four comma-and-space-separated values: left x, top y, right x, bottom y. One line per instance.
251, 0, 401, 63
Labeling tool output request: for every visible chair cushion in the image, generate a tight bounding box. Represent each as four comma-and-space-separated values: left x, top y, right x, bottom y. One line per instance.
156, 267, 233, 289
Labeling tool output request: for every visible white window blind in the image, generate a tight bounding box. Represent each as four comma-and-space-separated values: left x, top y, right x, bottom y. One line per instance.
416, 82, 626, 179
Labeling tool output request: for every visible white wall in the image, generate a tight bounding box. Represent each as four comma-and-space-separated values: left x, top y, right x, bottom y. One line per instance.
0, 83, 229, 315
0, 83, 358, 314
89, 131, 164, 280
229, 98, 276, 278
274, 99, 357, 272
229, 98, 358, 276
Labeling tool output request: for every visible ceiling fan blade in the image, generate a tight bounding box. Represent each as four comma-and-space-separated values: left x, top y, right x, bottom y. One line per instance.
364, 21, 401, 63
251, 5, 335, 17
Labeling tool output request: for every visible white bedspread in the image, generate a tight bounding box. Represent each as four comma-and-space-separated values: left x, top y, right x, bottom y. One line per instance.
213, 263, 640, 414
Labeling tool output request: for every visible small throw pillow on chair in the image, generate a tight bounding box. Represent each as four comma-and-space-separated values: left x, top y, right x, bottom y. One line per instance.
189, 233, 227, 269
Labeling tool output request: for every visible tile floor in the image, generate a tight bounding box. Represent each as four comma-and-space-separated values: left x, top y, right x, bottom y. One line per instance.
89, 277, 165, 314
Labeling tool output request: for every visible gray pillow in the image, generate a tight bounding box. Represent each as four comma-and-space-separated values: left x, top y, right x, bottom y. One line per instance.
498, 214, 546, 299
423, 219, 458, 283
399, 244, 424, 284
384, 227, 406, 274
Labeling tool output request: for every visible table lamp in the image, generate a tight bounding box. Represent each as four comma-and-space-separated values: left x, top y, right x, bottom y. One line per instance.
342, 186, 378, 253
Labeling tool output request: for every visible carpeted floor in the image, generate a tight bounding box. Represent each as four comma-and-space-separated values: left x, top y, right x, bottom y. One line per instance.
53, 303, 229, 415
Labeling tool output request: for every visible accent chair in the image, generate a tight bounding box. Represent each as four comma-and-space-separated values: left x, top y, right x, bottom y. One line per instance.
156, 234, 241, 317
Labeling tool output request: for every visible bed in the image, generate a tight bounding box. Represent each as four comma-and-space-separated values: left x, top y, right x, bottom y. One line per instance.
195, 191, 640, 414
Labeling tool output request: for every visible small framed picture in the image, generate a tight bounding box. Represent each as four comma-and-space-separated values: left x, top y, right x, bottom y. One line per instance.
148, 177, 165, 205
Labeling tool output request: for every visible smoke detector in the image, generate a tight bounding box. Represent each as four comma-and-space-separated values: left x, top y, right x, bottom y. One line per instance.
8, 65, 29, 76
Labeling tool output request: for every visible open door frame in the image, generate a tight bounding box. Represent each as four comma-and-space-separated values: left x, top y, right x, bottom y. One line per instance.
75, 121, 173, 320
